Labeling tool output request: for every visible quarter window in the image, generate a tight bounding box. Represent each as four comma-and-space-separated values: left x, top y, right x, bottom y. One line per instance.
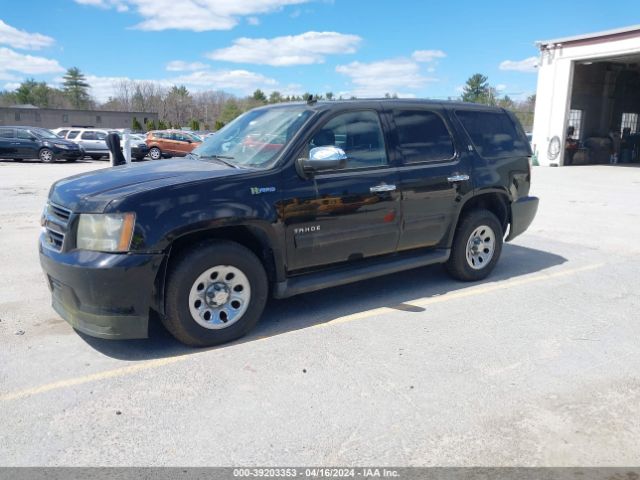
393, 110, 454, 163
309, 110, 387, 170
96, 131, 107, 140
456, 110, 530, 159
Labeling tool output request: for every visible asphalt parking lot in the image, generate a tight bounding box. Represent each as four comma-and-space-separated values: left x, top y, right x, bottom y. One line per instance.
1, 158, 639, 466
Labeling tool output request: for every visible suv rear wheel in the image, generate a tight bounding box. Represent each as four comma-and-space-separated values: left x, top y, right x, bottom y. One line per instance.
149, 147, 162, 160
446, 209, 503, 281
162, 240, 268, 347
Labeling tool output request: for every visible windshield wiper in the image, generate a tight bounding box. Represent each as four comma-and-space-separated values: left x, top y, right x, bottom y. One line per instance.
198, 154, 243, 169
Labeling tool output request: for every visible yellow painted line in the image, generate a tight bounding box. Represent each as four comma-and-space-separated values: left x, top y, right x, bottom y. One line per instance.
0, 355, 187, 402
318, 262, 604, 328
0, 262, 603, 402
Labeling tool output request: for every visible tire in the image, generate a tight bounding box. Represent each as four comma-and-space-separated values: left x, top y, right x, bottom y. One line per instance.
90, 155, 102, 160
13, 159, 23, 162
39, 148, 54, 163
445, 209, 503, 282
66, 158, 78, 163
162, 240, 268, 347
135, 156, 145, 162
149, 147, 162, 160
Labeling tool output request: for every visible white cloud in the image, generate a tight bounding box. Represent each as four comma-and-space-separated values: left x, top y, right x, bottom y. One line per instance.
207, 31, 361, 66
411, 49, 446, 62
336, 58, 435, 97
0, 47, 64, 75
166, 60, 209, 71
247, 16, 260, 25
0, 19, 55, 50
499, 56, 538, 73
75, 0, 311, 31
79, 68, 283, 101
495, 83, 507, 92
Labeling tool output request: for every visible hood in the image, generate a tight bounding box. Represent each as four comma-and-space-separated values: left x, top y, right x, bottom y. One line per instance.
47, 137, 78, 147
50, 157, 246, 212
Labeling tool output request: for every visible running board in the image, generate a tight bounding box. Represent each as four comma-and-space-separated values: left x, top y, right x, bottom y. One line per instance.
274, 249, 450, 299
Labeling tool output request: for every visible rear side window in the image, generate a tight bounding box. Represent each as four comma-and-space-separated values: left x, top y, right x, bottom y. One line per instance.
81, 131, 97, 140
57, 130, 69, 138
456, 110, 529, 159
96, 131, 107, 140
67, 130, 80, 139
393, 110, 454, 163
0, 128, 14, 138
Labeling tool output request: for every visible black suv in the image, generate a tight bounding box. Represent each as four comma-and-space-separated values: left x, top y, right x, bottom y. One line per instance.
39, 100, 538, 346
0, 126, 82, 162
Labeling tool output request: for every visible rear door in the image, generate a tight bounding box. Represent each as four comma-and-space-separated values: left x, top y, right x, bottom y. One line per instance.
282, 108, 401, 271
389, 106, 473, 251
0, 127, 16, 158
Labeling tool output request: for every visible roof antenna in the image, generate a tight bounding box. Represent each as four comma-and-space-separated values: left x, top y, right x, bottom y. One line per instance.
307, 95, 318, 105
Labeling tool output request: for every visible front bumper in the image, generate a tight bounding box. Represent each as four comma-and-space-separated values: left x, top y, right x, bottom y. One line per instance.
506, 196, 539, 241
52, 147, 82, 160
39, 237, 165, 339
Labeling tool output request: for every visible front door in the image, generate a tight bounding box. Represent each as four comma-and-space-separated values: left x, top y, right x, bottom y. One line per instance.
389, 107, 473, 251
16, 128, 40, 159
282, 109, 401, 272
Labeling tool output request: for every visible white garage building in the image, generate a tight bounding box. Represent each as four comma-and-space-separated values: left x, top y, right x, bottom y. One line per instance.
532, 25, 640, 166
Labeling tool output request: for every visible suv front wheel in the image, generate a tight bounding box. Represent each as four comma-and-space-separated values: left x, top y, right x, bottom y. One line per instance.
446, 209, 503, 282
163, 240, 268, 347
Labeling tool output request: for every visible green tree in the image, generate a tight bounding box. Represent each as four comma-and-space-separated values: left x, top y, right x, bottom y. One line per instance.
214, 120, 225, 130
461, 73, 490, 104
302, 92, 313, 102
145, 119, 157, 131
220, 100, 241, 124
252, 89, 267, 103
62, 67, 91, 108
15, 79, 55, 107
157, 119, 168, 130
325, 92, 334, 101
189, 119, 200, 131
131, 117, 142, 131
268, 91, 283, 104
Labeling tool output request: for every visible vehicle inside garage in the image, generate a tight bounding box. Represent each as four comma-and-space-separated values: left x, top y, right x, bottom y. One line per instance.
567, 56, 640, 165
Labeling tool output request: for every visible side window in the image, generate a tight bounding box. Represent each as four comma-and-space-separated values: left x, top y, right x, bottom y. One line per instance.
81, 131, 97, 140
57, 130, 69, 138
96, 131, 107, 140
67, 130, 80, 139
393, 110, 455, 163
309, 110, 387, 170
17, 129, 34, 140
456, 110, 529, 159
0, 128, 15, 138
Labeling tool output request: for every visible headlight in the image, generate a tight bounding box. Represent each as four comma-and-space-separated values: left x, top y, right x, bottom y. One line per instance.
76, 213, 135, 252
54, 143, 69, 149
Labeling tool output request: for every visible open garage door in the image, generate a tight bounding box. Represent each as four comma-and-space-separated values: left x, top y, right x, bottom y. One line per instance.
566, 55, 640, 166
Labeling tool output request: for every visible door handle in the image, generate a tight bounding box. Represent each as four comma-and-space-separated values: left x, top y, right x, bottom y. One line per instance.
447, 174, 470, 183
370, 184, 396, 193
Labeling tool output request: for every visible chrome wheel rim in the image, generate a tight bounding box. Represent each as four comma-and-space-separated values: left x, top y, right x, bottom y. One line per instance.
41, 149, 53, 162
465, 224, 495, 270
150, 148, 161, 160
188, 265, 251, 330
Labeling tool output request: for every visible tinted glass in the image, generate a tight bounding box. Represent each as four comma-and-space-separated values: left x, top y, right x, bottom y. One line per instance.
456, 110, 529, 159
81, 131, 97, 140
67, 130, 80, 139
310, 110, 387, 169
393, 110, 454, 163
96, 131, 107, 140
0, 128, 14, 138
57, 130, 69, 137
17, 129, 34, 140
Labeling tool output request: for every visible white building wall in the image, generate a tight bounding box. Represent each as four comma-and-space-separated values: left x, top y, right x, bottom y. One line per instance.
532, 30, 640, 166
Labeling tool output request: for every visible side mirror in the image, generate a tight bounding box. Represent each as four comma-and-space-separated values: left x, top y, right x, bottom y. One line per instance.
298, 146, 347, 174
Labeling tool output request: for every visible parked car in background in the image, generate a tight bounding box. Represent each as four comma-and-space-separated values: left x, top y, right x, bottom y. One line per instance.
56, 128, 112, 160
146, 130, 202, 160
0, 126, 82, 162
116, 132, 149, 161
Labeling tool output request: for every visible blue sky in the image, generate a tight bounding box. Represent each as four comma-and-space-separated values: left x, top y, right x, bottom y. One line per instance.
0, 0, 637, 102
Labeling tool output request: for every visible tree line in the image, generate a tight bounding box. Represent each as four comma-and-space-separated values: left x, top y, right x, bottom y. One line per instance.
0, 68, 535, 131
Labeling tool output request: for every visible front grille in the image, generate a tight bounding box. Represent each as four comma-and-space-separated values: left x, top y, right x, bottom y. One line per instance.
43, 203, 73, 252
49, 203, 71, 222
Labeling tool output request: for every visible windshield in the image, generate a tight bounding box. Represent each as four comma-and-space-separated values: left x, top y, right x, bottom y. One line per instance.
192, 106, 313, 167
32, 128, 59, 139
